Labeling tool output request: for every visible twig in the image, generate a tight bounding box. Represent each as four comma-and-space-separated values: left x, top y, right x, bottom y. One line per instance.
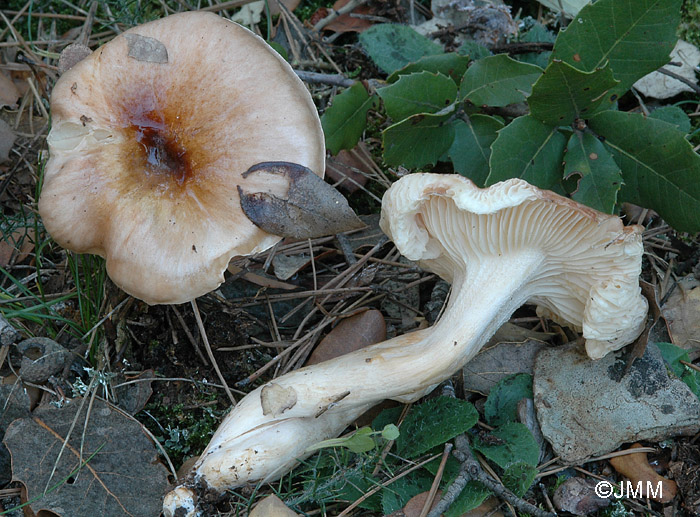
198, 0, 257, 11
294, 69, 355, 87
420, 442, 453, 517
429, 433, 554, 517
336, 453, 442, 516
657, 67, 700, 95
171, 305, 209, 365
190, 300, 237, 405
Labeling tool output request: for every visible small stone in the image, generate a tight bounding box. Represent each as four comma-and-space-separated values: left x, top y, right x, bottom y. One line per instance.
0, 315, 19, 346
553, 477, 610, 515
534, 342, 700, 463
17, 337, 71, 384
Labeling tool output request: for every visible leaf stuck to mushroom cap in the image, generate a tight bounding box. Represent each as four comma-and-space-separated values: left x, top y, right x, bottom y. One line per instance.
238, 161, 365, 239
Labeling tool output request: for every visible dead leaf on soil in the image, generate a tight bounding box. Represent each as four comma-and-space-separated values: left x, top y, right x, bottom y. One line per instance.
0, 384, 31, 434
4, 398, 170, 517
387, 489, 442, 517
0, 226, 35, 267
326, 147, 370, 194
463, 333, 551, 395
0, 119, 17, 164
238, 161, 365, 240
609, 443, 677, 502
0, 72, 20, 109
227, 263, 299, 290
345, 214, 384, 252
306, 309, 386, 365
634, 40, 700, 99
272, 253, 311, 281
312, 0, 374, 33
113, 370, 155, 415
669, 443, 700, 514
249, 494, 299, 517
267, 0, 302, 15
624, 280, 661, 371
553, 477, 610, 515
662, 277, 700, 359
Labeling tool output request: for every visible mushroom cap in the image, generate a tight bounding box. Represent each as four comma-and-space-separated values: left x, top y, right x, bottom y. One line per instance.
39, 11, 325, 305
380, 173, 648, 359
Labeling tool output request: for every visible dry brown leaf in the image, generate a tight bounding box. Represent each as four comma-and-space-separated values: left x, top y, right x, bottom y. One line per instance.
553, 477, 610, 515
624, 280, 661, 371
239, 162, 364, 239
227, 264, 299, 291
249, 494, 298, 517
387, 490, 442, 517
113, 370, 155, 415
0, 227, 35, 267
0, 119, 17, 165
663, 278, 700, 359
316, 0, 374, 34
609, 443, 677, 503
267, 0, 302, 16
306, 309, 386, 365
325, 148, 370, 194
0, 72, 20, 109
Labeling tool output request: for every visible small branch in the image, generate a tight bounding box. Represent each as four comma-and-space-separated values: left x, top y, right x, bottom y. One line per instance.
656, 67, 700, 95
420, 442, 453, 517
429, 433, 555, 517
294, 69, 355, 88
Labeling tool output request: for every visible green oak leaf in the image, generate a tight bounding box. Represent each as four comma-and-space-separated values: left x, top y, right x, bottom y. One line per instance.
487, 115, 567, 188
321, 82, 378, 155
564, 131, 623, 213
484, 373, 533, 428
588, 110, 700, 232
528, 60, 619, 126
387, 53, 471, 84
359, 24, 444, 74
472, 422, 540, 468
460, 54, 542, 107
448, 115, 504, 187
383, 107, 456, 169
551, 0, 682, 96
378, 71, 457, 121
394, 396, 478, 458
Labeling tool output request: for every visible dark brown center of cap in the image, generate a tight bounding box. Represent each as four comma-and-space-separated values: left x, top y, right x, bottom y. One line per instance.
131, 110, 192, 186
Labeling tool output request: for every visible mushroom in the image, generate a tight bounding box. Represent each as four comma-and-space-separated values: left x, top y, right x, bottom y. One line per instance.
38, 11, 325, 305
164, 173, 648, 515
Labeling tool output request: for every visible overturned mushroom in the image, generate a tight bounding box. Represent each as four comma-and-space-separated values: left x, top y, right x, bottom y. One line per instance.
39, 11, 326, 305
164, 173, 648, 515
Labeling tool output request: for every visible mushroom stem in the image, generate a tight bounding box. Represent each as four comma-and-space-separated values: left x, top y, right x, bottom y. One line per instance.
164, 253, 542, 513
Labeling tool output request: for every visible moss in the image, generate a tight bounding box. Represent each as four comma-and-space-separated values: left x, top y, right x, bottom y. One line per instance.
680, 0, 700, 47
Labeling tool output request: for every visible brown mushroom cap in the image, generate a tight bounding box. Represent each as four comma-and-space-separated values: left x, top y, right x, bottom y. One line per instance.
39, 11, 324, 305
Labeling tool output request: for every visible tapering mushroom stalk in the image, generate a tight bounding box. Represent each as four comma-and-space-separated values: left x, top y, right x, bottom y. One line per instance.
164, 174, 648, 516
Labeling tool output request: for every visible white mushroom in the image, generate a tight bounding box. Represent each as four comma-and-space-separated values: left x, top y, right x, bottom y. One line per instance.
39, 11, 324, 305
164, 173, 648, 515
